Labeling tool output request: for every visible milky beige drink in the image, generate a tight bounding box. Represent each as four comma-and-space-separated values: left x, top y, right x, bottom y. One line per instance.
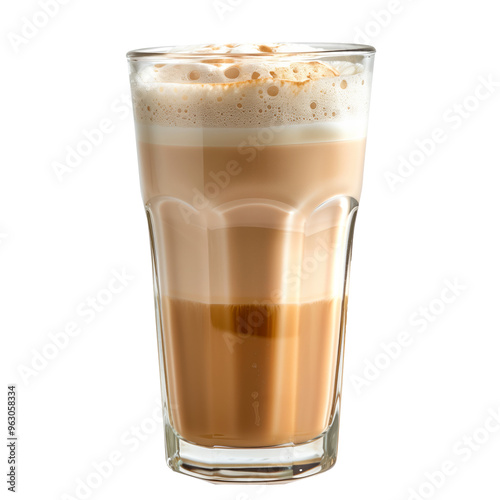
127, 43, 375, 481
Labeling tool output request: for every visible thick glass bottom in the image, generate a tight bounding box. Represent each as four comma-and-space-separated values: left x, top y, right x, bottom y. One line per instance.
164, 409, 340, 483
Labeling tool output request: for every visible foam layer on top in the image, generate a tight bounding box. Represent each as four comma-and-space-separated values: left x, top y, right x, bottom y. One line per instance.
129, 43, 371, 131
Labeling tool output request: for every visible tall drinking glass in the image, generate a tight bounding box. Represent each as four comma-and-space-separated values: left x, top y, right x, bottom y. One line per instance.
127, 43, 375, 482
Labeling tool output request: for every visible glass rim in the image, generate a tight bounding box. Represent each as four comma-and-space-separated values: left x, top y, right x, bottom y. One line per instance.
126, 42, 376, 60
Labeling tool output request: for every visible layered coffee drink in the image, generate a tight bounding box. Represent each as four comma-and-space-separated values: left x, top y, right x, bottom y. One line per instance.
128, 42, 374, 481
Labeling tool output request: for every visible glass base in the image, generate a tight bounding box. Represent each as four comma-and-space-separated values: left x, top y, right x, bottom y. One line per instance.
164, 413, 340, 483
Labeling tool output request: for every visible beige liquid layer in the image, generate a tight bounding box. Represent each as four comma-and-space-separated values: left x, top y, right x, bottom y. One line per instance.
139, 138, 365, 303
162, 298, 343, 447
138, 136, 365, 447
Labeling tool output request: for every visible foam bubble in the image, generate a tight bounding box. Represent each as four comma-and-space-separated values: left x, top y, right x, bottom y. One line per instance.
129, 43, 372, 130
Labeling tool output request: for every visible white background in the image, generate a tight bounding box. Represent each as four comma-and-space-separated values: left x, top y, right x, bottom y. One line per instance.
2, 0, 500, 499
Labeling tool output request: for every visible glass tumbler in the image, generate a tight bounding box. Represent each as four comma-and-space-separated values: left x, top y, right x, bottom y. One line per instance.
127, 43, 375, 482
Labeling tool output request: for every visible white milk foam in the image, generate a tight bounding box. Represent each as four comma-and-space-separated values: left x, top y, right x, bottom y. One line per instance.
130, 43, 371, 145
